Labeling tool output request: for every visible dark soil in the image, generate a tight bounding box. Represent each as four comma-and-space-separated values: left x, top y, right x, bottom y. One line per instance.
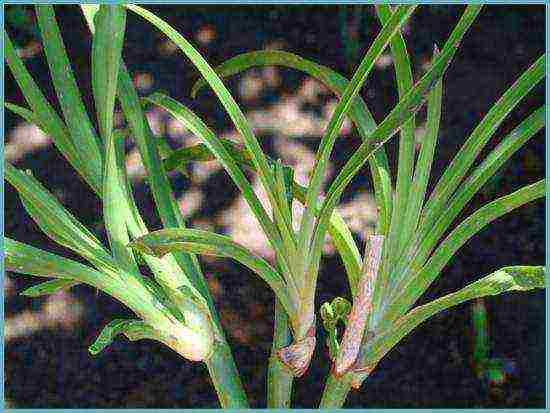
5, 5, 545, 408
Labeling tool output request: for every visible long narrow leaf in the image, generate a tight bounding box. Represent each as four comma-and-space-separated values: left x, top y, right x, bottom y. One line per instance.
5, 162, 114, 271
126, 4, 289, 251
130, 229, 298, 319
375, 4, 416, 264
393, 107, 546, 292
6, 236, 185, 332
299, 5, 416, 273
358, 266, 545, 370
307, 6, 483, 293
383, 179, 545, 326
3, 35, 96, 191
144, 93, 293, 278
161, 138, 363, 294
421, 55, 545, 231
91, 5, 126, 143
398, 48, 444, 256
6, 237, 102, 283
381, 49, 443, 296
21, 279, 80, 297
81, 8, 227, 347
35, 5, 103, 186
103, 129, 139, 272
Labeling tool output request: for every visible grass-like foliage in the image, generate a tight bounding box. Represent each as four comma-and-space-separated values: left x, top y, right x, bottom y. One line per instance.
5, 4, 545, 408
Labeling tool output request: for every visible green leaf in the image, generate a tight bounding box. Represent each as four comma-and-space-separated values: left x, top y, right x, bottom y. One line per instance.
80, 4, 100, 32
91, 5, 126, 143
89, 319, 162, 355
306, 6, 483, 293
117, 65, 213, 298
298, 5, 417, 275
35, 5, 103, 188
380, 47, 443, 297
375, 4, 415, 264
81, 6, 220, 335
4, 34, 96, 191
21, 279, 80, 297
190, 48, 391, 292
358, 266, 545, 369
126, 4, 289, 254
103, 129, 139, 272
163, 139, 253, 172
161, 137, 363, 296
130, 228, 298, 319
398, 46, 443, 255
143, 92, 291, 276
390, 107, 545, 294
421, 54, 545, 232
384, 179, 545, 325
6, 237, 104, 284
5, 162, 114, 271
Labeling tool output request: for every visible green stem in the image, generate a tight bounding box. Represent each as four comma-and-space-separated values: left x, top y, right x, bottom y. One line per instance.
205, 340, 249, 408
319, 371, 354, 408
267, 298, 294, 408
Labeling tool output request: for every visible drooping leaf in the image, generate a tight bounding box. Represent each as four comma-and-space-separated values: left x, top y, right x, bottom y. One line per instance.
21, 279, 80, 297
130, 228, 297, 319
358, 266, 545, 370
88, 319, 161, 355
384, 179, 545, 326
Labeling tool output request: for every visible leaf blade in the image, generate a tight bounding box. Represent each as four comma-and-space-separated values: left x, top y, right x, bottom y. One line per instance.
130, 228, 297, 319
35, 5, 103, 187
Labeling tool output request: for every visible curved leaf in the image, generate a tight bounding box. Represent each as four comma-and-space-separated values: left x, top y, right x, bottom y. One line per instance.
299, 5, 417, 274
306, 6, 483, 292
389, 107, 546, 294
126, 4, 290, 252
421, 55, 545, 231
4, 35, 93, 190
5, 162, 114, 271
144, 93, 283, 253
21, 279, 80, 297
160, 135, 362, 295
89, 319, 160, 355
384, 179, 545, 325
358, 266, 545, 370
130, 228, 297, 319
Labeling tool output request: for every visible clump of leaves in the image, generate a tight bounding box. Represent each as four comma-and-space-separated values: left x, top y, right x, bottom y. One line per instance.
5, 4, 545, 408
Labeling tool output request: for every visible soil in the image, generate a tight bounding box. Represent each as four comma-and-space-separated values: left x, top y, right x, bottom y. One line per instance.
4, 5, 545, 408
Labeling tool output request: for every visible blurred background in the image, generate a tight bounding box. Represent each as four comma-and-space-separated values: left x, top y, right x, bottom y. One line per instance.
4, 4, 545, 408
